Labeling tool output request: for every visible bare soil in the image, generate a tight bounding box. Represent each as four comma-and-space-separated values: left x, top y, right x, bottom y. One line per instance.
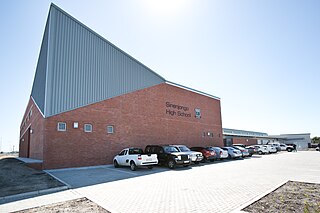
0, 157, 64, 197
0, 152, 19, 159
243, 181, 320, 213
14, 197, 110, 213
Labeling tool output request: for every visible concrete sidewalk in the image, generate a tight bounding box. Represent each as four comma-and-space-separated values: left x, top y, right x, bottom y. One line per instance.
1, 151, 319, 213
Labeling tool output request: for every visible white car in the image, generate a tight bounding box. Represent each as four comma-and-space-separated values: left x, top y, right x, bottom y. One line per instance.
263, 145, 277, 154
279, 143, 294, 152
254, 145, 269, 155
113, 148, 158, 171
173, 145, 203, 164
222, 147, 242, 159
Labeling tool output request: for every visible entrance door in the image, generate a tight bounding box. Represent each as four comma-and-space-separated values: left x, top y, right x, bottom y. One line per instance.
27, 127, 31, 158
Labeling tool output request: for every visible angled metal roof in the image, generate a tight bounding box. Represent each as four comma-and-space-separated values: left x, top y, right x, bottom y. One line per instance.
31, 4, 219, 117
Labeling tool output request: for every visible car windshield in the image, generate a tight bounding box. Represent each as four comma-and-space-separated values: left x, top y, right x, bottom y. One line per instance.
234, 146, 243, 150
206, 147, 214, 151
178, 146, 190, 152
163, 146, 179, 153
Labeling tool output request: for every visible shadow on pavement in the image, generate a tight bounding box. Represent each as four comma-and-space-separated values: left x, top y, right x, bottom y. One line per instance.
47, 157, 257, 189
47, 165, 175, 189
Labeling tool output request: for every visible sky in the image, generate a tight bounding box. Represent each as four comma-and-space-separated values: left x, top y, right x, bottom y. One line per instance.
0, 0, 319, 152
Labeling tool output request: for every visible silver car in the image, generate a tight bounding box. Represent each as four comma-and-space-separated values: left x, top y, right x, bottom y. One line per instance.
222, 147, 242, 159
173, 145, 203, 164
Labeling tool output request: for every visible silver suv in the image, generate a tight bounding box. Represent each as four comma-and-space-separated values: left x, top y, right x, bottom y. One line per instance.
172, 145, 203, 164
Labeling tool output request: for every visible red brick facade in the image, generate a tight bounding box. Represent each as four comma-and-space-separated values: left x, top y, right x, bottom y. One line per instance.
231, 137, 258, 146
20, 83, 223, 169
19, 98, 45, 160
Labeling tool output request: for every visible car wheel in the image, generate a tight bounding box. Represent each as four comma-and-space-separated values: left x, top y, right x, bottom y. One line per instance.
209, 159, 214, 162
147, 166, 153, 169
194, 161, 200, 164
287, 148, 293, 152
114, 160, 119, 168
183, 165, 189, 167
168, 160, 176, 169
130, 161, 137, 171
258, 151, 263, 155
228, 154, 232, 159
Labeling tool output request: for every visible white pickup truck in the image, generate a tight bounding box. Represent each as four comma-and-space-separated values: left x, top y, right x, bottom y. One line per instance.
113, 148, 158, 171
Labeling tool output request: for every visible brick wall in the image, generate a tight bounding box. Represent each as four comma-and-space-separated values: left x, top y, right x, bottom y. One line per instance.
40, 83, 223, 169
232, 137, 258, 146
19, 98, 45, 160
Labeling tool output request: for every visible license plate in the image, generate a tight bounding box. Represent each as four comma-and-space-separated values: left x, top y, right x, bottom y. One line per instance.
184, 161, 189, 163
146, 158, 152, 161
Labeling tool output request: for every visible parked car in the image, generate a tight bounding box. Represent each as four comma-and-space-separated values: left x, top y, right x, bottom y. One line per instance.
263, 145, 277, 154
232, 146, 250, 157
222, 147, 242, 159
233, 144, 246, 148
208, 147, 228, 160
113, 148, 158, 171
267, 142, 281, 152
279, 143, 294, 152
252, 145, 269, 155
245, 146, 257, 156
190, 147, 217, 162
145, 145, 190, 169
172, 145, 203, 164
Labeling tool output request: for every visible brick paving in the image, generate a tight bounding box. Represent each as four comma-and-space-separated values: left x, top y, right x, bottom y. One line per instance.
1, 151, 319, 213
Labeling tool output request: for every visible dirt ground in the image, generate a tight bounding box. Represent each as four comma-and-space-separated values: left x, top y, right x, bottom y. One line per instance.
0, 152, 19, 159
14, 197, 110, 213
243, 181, 320, 213
0, 157, 64, 197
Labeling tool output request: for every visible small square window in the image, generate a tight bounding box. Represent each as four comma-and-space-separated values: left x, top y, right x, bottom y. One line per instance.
107, 125, 114, 134
57, 122, 66, 131
84, 124, 92, 132
73, 122, 79, 129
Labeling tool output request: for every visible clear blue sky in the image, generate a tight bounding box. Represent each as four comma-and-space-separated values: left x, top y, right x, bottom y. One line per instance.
0, 0, 319, 152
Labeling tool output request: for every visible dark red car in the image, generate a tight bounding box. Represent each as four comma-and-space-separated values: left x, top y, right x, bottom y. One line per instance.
190, 147, 217, 162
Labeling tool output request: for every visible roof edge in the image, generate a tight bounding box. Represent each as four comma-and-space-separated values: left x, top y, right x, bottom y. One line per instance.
165, 81, 220, 100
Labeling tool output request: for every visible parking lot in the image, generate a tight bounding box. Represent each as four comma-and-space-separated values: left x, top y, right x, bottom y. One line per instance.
1, 151, 320, 213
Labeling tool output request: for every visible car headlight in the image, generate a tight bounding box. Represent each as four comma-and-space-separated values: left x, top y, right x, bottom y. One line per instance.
176, 156, 181, 160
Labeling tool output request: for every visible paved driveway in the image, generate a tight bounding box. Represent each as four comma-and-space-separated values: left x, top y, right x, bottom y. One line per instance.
1, 151, 320, 213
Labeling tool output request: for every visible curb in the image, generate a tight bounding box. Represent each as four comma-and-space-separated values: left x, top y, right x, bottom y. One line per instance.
230, 180, 289, 213
0, 186, 69, 205
43, 170, 72, 189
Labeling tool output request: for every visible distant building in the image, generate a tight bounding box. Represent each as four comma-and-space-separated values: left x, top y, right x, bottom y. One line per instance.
19, 4, 223, 169
267, 134, 311, 150
223, 128, 311, 150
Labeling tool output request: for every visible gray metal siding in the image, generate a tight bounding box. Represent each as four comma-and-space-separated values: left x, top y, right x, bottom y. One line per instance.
44, 5, 165, 117
31, 18, 50, 115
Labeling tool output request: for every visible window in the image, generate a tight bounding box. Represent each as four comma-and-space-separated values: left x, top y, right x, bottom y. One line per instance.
129, 148, 143, 155
118, 150, 126, 156
107, 125, 114, 134
84, 124, 92, 132
57, 122, 66, 131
